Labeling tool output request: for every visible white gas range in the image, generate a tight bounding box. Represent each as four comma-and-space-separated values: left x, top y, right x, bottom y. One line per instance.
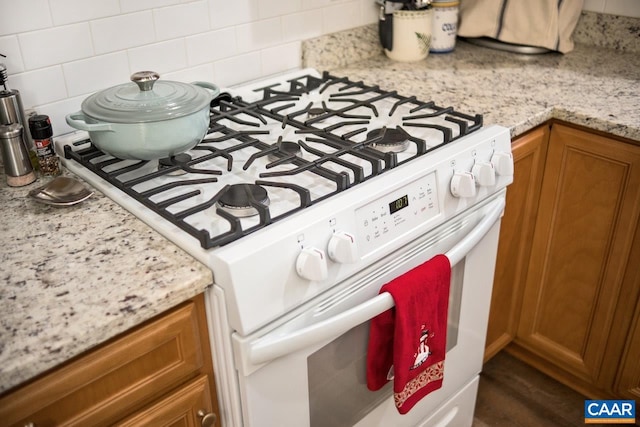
57, 68, 513, 427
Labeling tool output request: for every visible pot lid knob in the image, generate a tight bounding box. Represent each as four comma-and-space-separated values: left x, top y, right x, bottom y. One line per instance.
131, 71, 160, 91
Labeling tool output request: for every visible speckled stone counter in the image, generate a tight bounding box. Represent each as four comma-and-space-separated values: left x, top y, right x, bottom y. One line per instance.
303, 14, 640, 143
0, 172, 212, 393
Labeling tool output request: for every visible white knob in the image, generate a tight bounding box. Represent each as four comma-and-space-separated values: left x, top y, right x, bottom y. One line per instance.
472, 161, 496, 186
450, 171, 477, 198
491, 151, 514, 176
296, 247, 328, 281
328, 231, 359, 263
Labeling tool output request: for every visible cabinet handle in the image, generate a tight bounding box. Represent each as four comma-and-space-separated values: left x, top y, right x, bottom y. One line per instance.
197, 410, 217, 427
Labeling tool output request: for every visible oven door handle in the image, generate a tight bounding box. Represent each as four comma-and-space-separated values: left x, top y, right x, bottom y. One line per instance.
247, 196, 505, 366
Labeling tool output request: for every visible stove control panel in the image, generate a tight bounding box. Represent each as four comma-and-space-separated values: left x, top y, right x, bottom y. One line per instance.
355, 171, 440, 256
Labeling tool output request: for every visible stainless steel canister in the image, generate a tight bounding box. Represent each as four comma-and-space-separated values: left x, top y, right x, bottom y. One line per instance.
0, 89, 33, 149
0, 123, 36, 186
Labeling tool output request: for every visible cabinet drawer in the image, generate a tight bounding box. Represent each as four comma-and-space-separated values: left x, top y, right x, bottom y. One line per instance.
0, 301, 205, 427
117, 374, 215, 427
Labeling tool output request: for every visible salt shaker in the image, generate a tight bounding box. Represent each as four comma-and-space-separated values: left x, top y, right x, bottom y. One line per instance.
0, 123, 36, 187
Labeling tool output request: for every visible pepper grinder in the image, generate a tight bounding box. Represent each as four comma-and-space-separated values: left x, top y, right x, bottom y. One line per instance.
0, 123, 36, 186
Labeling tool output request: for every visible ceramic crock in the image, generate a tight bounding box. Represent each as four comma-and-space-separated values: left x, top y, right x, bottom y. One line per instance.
384, 9, 433, 62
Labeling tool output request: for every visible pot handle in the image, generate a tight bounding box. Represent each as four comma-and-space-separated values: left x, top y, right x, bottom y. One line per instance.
191, 81, 220, 100
65, 112, 113, 132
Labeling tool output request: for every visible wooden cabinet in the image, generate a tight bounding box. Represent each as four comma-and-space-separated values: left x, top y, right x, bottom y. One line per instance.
513, 124, 640, 396
486, 122, 640, 399
0, 294, 220, 427
484, 124, 549, 361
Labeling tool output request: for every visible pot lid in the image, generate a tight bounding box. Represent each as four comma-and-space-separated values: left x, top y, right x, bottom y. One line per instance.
81, 71, 214, 123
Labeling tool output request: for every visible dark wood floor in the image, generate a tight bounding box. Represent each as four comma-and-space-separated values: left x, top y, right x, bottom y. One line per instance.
474, 352, 588, 426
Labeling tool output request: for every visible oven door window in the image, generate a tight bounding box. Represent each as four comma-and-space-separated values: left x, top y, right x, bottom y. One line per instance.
307, 260, 465, 427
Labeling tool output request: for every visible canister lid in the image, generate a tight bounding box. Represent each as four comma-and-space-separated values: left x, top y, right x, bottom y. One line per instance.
28, 114, 53, 139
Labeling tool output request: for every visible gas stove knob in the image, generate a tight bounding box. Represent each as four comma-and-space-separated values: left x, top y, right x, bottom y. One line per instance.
296, 247, 328, 281
328, 231, 359, 263
450, 171, 477, 198
472, 161, 496, 186
491, 151, 514, 176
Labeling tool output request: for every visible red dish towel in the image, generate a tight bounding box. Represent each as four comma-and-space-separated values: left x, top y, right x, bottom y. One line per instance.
366, 254, 451, 414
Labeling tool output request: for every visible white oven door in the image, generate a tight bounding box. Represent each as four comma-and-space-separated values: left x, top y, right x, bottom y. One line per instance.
231, 192, 505, 427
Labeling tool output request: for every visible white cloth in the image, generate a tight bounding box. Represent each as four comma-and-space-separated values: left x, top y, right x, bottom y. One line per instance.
457, 0, 584, 53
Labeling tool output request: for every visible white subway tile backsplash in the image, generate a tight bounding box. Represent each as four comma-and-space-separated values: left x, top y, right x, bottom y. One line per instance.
40, 95, 85, 137
302, 0, 333, 10
361, 0, 379, 25
302, 0, 351, 10
0, 36, 26, 74
603, 0, 640, 18
261, 41, 301, 76
119, 0, 183, 13
282, 10, 323, 42
258, 0, 303, 19
583, 0, 606, 13
323, 1, 361, 34
9, 66, 67, 107
236, 18, 283, 53
209, 0, 259, 29
153, 1, 210, 41
186, 28, 237, 65
62, 52, 130, 97
163, 63, 216, 83
213, 52, 262, 86
91, 11, 156, 54
127, 39, 188, 74
0, 0, 52, 36
49, 0, 121, 26
18, 23, 94, 70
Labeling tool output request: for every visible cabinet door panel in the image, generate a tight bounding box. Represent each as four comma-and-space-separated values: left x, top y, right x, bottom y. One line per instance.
484, 125, 549, 361
516, 124, 640, 386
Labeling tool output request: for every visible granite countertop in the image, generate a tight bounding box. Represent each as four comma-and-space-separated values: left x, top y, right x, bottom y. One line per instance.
0, 171, 213, 394
2, 16, 639, 396
304, 29, 640, 143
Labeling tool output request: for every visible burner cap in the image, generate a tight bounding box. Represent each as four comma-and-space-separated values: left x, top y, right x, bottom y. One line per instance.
268, 141, 302, 161
366, 128, 410, 153
158, 153, 192, 175
217, 184, 270, 217
307, 107, 326, 119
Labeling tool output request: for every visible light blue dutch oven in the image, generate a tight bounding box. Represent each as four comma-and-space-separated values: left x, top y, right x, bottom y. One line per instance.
66, 71, 219, 160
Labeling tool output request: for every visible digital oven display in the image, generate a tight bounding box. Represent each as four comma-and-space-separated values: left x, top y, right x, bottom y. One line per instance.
389, 195, 409, 215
